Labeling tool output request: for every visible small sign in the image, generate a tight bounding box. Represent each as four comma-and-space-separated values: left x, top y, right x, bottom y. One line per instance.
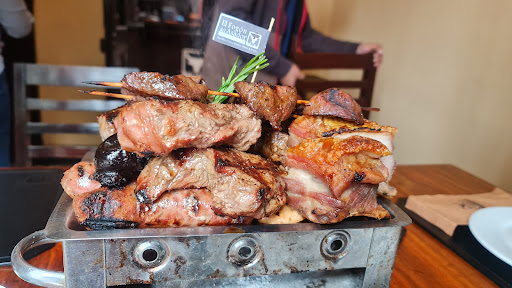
212, 13, 270, 56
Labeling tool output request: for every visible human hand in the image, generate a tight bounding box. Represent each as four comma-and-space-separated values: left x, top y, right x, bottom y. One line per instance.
280, 64, 305, 87
356, 43, 383, 67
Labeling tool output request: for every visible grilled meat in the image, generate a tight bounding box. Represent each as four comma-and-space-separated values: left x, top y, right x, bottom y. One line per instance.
234, 81, 299, 130
61, 161, 101, 199
303, 88, 364, 124
121, 72, 209, 102
287, 115, 397, 184
73, 184, 251, 229
285, 170, 390, 224
285, 136, 390, 198
135, 148, 286, 219
101, 99, 261, 156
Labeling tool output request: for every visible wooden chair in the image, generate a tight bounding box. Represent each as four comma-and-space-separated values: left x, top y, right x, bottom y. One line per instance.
12, 63, 139, 167
291, 53, 377, 119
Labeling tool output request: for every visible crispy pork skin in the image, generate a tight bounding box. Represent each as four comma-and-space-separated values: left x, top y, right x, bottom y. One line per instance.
287, 115, 398, 182
285, 136, 390, 199
303, 88, 364, 124
234, 81, 299, 130
73, 184, 251, 229
61, 161, 102, 199
284, 169, 390, 224
135, 148, 286, 219
109, 99, 261, 156
288, 115, 397, 148
121, 72, 209, 102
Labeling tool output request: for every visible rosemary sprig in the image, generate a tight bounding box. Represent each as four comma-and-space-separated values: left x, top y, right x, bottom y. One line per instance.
211, 52, 269, 103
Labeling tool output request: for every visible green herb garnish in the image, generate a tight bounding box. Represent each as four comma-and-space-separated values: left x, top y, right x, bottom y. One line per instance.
211, 52, 269, 103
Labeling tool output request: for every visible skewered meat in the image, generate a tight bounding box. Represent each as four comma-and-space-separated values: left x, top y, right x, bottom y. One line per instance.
303, 88, 364, 124
73, 184, 251, 229
100, 99, 261, 156
135, 148, 286, 219
121, 72, 209, 102
93, 134, 149, 189
234, 81, 299, 130
284, 136, 391, 224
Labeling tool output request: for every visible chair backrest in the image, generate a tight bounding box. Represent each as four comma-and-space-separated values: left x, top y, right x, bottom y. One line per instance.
291, 53, 377, 119
13, 63, 139, 167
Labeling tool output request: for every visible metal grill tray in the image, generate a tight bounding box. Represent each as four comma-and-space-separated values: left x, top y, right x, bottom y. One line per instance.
13, 193, 411, 288
45, 193, 411, 240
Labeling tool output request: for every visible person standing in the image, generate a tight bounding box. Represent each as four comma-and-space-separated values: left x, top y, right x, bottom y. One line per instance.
201, 0, 382, 89
0, 0, 34, 166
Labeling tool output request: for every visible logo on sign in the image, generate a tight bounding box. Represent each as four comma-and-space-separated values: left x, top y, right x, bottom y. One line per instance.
246, 32, 262, 49
212, 13, 270, 55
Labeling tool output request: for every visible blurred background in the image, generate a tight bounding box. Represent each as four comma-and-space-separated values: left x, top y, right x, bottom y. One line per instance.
7, 0, 512, 191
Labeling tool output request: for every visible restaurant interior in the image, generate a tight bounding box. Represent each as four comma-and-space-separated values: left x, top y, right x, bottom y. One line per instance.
1, 0, 511, 287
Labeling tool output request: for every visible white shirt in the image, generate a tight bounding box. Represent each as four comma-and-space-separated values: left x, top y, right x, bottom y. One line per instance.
0, 0, 34, 72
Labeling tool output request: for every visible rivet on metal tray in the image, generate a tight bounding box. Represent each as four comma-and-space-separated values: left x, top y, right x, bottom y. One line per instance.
133, 240, 169, 269
227, 236, 261, 266
320, 230, 350, 260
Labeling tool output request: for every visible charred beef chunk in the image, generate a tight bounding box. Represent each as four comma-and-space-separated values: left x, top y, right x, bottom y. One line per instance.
121, 72, 209, 102
303, 88, 364, 124
93, 134, 149, 189
234, 81, 299, 130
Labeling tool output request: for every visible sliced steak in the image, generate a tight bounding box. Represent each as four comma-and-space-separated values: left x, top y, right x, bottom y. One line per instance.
108, 99, 261, 156
135, 148, 286, 219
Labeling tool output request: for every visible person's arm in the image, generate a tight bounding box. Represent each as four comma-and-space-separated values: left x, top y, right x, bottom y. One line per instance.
217, 0, 294, 79
300, 16, 382, 67
0, 0, 34, 39
301, 17, 359, 54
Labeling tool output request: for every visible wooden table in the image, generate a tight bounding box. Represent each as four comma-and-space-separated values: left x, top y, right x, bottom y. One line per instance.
0, 164, 499, 287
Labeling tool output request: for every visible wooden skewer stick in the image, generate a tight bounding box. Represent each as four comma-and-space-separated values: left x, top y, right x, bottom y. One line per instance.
79, 90, 133, 100
78, 90, 378, 111
83, 81, 240, 98
83, 81, 123, 88
251, 17, 275, 84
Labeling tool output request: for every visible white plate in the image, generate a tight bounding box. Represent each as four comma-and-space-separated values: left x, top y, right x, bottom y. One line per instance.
468, 207, 512, 267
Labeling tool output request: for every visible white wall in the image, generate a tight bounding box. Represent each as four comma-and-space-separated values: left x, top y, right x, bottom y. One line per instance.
307, 0, 512, 191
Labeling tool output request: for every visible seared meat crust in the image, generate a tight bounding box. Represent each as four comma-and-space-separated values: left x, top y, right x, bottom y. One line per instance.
303, 88, 364, 124
121, 72, 209, 102
73, 184, 251, 229
136, 148, 286, 219
234, 81, 299, 130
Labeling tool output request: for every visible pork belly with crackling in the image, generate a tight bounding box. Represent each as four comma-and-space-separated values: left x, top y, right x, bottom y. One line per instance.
284, 136, 391, 224
72, 184, 252, 229
135, 148, 286, 219
234, 81, 299, 130
97, 99, 262, 156
120, 72, 209, 102
288, 115, 398, 198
